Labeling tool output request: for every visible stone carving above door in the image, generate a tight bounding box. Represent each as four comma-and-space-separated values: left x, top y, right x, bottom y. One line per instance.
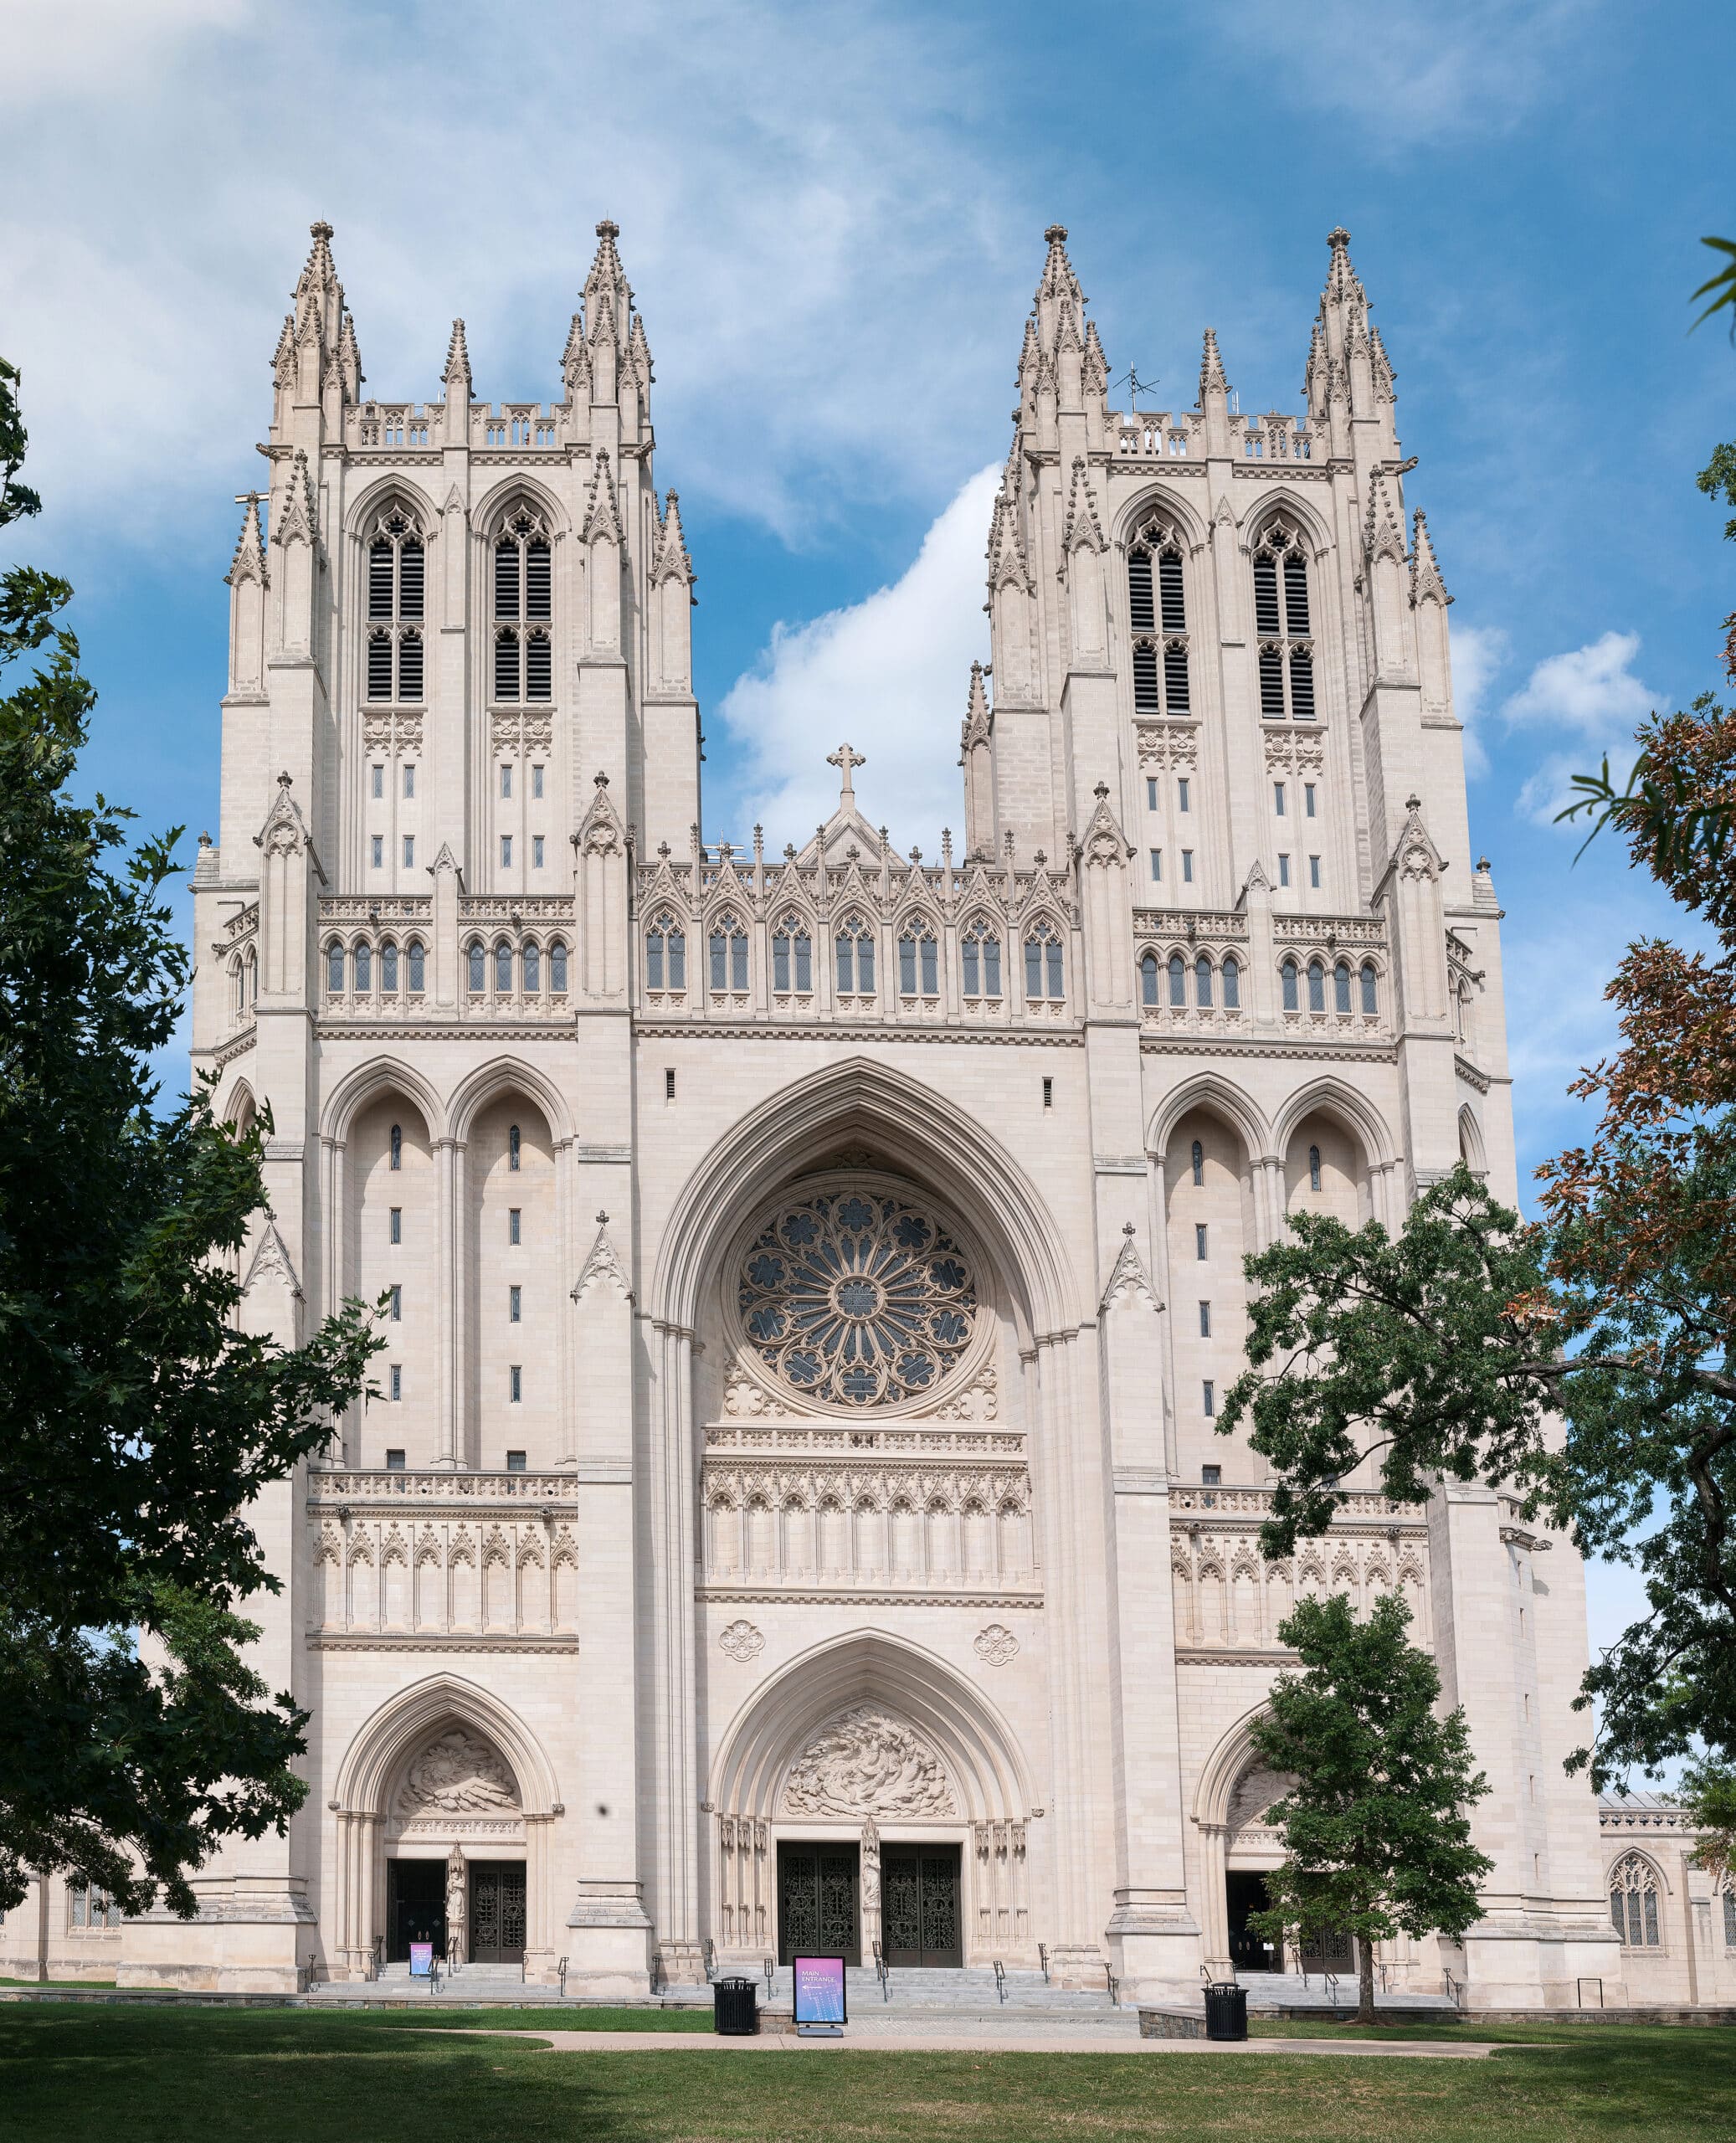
781, 1705, 957, 1818
1227, 1763, 1292, 1835
397, 1727, 520, 1815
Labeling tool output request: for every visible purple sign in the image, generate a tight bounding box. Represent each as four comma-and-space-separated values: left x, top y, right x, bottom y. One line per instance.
792, 1954, 846, 2025
408, 1941, 434, 1977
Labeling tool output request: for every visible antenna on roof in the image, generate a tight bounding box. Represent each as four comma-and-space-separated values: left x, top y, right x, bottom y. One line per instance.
1113, 366, 1158, 403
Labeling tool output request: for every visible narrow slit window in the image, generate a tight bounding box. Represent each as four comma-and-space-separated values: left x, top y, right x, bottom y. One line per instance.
1192, 1138, 1204, 1186
509, 1284, 521, 1323
1199, 1301, 1211, 1337
1203, 1380, 1215, 1416
508, 1123, 521, 1171
389, 1206, 402, 1244
1195, 1222, 1208, 1260
1309, 1143, 1323, 1191
509, 1365, 522, 1403
509, 1207, 521, 1245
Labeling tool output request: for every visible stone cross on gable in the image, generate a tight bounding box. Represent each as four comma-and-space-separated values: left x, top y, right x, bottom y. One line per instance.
827, 742, 865, 809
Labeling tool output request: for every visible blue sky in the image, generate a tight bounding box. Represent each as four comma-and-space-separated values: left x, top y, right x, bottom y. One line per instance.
7, 0, 1733, 1727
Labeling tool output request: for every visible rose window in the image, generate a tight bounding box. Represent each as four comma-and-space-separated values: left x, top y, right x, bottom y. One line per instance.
736, 1185, 978, 1408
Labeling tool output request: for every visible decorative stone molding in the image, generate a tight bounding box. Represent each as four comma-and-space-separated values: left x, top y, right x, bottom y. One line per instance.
781, 1706, 957, 1819
717, 1619, 764, 1662
973, 1623, 1019, 1666
398, 1728, 520, 1815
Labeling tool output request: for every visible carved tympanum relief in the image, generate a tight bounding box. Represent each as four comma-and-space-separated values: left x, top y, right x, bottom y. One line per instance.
1228, 1764, 1293, 1836
397, 1728, 520, 1815
781, 1706, 957, 1818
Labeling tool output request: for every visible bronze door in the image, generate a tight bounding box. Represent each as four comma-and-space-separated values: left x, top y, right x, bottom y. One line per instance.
881, 1844, 963, 1968
778, 1842, 860, 1966
386, 1858, 446, 1963
467, 1861, 527, 1964
1299, 1925, 1354, 1973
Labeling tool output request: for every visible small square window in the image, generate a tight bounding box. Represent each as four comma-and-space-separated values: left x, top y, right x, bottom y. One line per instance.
509, 1284, 521, 1323
1277, 853, 1291, 886
403, 835, 414, 869
1304, 782, 1316, 818
372, 764, 384, 799
501, 763, 513, 799
371, 835, 383, 868
1195, 1223, 1208, 1261
1274, 781, 1286, 816
1181, 850, 1194, 883
506, 1449, 527, 1472
509, 1365, 522, 1403
389, 1207, 402, 1244
1309, 854, 1321, 888
1177, 777, 1190, 813
501, 835, 512, 868
1199, 1300, 1211, 1337
1203, 1380, 1215, 1416
389, 1364, 402, 1401
1202, 1463, 1221, 1486
385, 1447, 406, 1471
403, 764, 416, 799
509, 1207, 521, 1245
1146, 776, 1158, 810
1149, 849, 1162, 882
389, 1284, 402, 1322
532, 835, 545, 869
532, 764, 545, 799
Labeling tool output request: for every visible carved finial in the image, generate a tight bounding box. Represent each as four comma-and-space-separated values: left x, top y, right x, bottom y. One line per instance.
941, 827, 953, 866
277, 769, 293, 789
1405, 794, 1422, 813
198, 830, 212, 847
594, 769, 610, 788
596, 1210, 609, 1225
910, 845, 922, 865
827, 740, 865, 808
1094, 780, 1109, 800
1477, 855, 1492, 873
784, 842, 796, 861
1034, 848, 1046, 867
1123, 1221, 1136, 1236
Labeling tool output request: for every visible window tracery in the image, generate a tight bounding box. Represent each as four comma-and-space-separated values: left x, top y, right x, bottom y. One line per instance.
961, 922, 1003, 1000
1024, 920, 1063, 1001
1127, 514, 1190, 717
773, 915, 814, 994
835, 914, 876, 996
645, 915, 686, 991
366, 506, 424, 703
1252, 521, 1315, 722
491, 506, 552, 703
734, 1181, 979, 1411
898, 927, 940, 998
710, 916, 749, 994
1610, 1853, 1662, 1947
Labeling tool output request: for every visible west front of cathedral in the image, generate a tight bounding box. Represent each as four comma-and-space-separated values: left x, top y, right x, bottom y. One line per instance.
10, 218, 1733, 2011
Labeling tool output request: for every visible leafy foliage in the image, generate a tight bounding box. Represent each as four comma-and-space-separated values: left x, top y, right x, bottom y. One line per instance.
1247, 1593, 1492, 2023
1678, 1755, 1736, 1887
1691, 235, 1736, 341
0, 358, 382, 1916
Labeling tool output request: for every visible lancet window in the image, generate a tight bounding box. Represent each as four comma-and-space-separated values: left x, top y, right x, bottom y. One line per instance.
1023, 922, 1064, 1002
491, 506, 553, 702
1127, 514, 1190, 717
709, 917, 749, 992
898, 927, 940, 997
365, 507, 424, 702
1610, 1853, 1662, 1947
645, 915, 686, 991
835, 915, 876, 995
1252, 521, 1315, 721
961, 923, 1003, 1000
772, 916, 814, 994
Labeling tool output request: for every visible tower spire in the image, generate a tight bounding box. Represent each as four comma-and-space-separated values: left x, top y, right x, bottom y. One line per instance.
1198, 326, 1228, 403
583, 218, 631, 357
1034, 222, 1082, 352
442, 318, 471, 421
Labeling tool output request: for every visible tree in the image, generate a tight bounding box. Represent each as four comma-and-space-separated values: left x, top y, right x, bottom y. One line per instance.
1679, 1755, 1736, 1889
0, 358, 381, 1916
1246, 1592, 1492, 2025
1220, 442, 1736, 1783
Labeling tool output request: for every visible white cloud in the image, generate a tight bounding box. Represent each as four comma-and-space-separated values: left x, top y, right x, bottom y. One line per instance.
1447, 622, 1507, 778
1502, 630, 1663, 825
713, 465, 999, 851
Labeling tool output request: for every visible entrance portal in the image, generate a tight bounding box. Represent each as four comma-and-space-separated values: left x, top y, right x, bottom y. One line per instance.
387, 1859, 447, 1963
1225, 1871, 1279, 1973
881, 1843, 963, 1967
778, 1842, 860, 1965
467, 1861, 527, 1964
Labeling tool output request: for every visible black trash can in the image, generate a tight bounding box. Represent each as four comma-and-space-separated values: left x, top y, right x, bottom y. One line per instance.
1203, 1980, 1248, 2042
713, 1975, 758, 2037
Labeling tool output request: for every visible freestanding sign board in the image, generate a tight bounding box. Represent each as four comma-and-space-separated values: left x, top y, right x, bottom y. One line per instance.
409, 1942, 434, 1978
791, 1955, 847, 2028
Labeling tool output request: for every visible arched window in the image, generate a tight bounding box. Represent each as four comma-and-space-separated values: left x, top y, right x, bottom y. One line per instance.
835, 915, 876, 994
1308, 1143, 1322, 1192
522, 940, 540, 994
1610, 1854, 1662, 1947
1140, 950, 1159, 1006
365, 508, 425, 702
1360, 961, 1379, 1015
1333, 958, 1352, 1013
1168, 950, 1186, 1006
645, 916, 686, 990
508, 1124, 521, 1173
492, 506, 553, 702
230, 957, 244, 1014
1127, 515, 1190, 717
1307, 958, 1325, 1012
353, 939, 372, 992
548, 940, 568, 994
245, 949, 257, 1006
380, 939, 398, 992
389, 1123, 403, 1171
773, 916, 813, 993
1281, 957, 1299, 1012
327, 941, 346, 994
407, 939, 425, 993
494, 938, 513, 992
1195, 953, 1214, 1008
1025, 922, 1064, 1000
466, 938, 485, 993
898, 930, 939, 996
709, 917, 748, 992
1723, 1883, 1736, 1950
962, 924, 1002, 999
1252, 521, 1315, 721
1222, 954, 1241, 1010
1191, 1138, 1204, 1186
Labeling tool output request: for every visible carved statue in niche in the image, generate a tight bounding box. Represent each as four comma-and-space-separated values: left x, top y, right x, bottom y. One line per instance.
1228, 1764, 1293, 1835
782, 1706, 957, 1818
397, 1727, 520, 1815
445, 1844, 467, 1945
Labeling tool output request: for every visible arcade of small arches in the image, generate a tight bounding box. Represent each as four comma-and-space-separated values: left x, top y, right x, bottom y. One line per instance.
318, 933, 573, 1004
645, 911, 1069, 1009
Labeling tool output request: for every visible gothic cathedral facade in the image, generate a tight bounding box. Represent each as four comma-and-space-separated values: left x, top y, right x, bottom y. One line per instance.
16, 218, 1728, 2008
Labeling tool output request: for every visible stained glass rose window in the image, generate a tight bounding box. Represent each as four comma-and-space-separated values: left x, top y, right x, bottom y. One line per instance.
736, 1183, 978, 1408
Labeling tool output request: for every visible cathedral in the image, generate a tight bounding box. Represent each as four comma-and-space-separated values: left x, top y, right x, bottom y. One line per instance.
8, 217, 1733, 2011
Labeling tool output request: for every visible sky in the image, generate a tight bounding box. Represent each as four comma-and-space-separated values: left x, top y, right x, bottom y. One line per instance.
5, 0, 1733, 1738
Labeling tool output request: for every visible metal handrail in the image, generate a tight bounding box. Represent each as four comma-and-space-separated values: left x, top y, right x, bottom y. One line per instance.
1444, 1968, 1466, 2008
1106, 1964, 1120, 2005
556, 1955, 569, 1997
1323, 1971, 1339, 2006
993, 1961, 1006, 2005
763, 1956, 775, 2002
370, 1935, 384, 1982
873, 1942, 890, 2002
1038, 1942, 1050, 1983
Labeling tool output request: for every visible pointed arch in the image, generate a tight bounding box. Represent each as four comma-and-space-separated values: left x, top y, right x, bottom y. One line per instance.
1148, 1074, 1273, 1164
471, 473, 572, 544
1110, 481, 1210, 556
331, 1672, 559, 1816
1270, 1077, 1395, 1172
341, 475, 439, 544
708, 1628, 1032, 1824
1456, 1104, 1488, 1177
1239, 486, 1335, 563
446, 1056, 573, 1145
321, 1056, 445, 1144
1192, 1700, 1276, 1828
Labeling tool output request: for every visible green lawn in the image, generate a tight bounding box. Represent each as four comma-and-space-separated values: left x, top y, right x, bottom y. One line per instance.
2, 2006, 1733, 2143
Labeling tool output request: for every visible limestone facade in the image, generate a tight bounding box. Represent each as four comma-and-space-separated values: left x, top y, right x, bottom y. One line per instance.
7, 218, 1710, 2009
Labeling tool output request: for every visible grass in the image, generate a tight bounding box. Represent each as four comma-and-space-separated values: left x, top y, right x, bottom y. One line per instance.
2, 2005, 1733, 2142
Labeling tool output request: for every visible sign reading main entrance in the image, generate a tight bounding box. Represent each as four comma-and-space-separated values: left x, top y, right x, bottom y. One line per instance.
881, 1843, 963, 1968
